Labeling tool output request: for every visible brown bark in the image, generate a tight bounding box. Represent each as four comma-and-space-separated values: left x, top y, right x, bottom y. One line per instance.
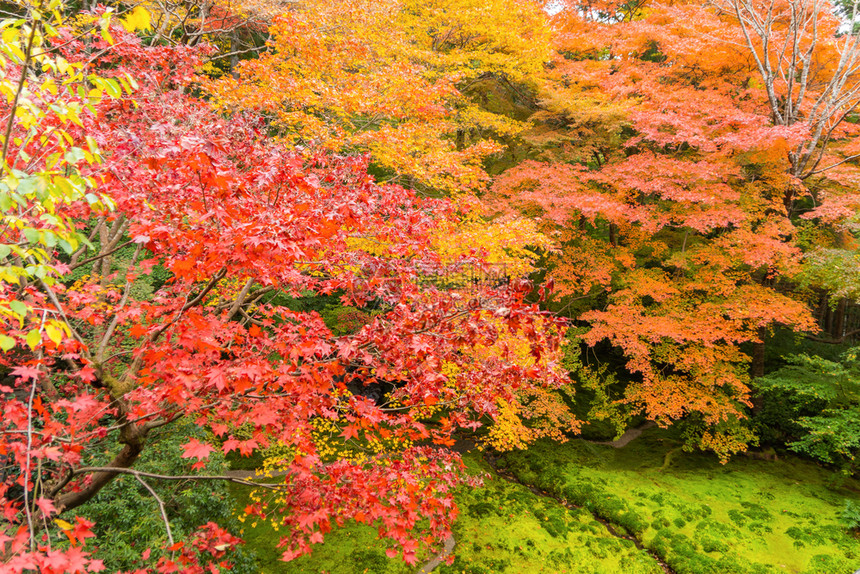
751, 326, 766, 378
816, 292, 829, 329
831, 298, 847, 339
52, 380, 150, 512
54, 438, 144, 513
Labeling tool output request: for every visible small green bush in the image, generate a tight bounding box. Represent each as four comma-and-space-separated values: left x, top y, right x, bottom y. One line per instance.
739, 501, 772, 522
541, 508, 571, 538
728, 509, 747, 526
840, 499, 860, 532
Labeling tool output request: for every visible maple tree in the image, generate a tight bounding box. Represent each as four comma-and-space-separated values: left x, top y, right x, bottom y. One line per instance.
0, 3, 573, 572
5, 0, 860, 569
490, 0, 860, 458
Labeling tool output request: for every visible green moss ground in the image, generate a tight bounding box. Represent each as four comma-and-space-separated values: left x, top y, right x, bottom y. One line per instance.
227, 430, 860, 573
226, 480, 414, 574
227, 454, 661, 573
496, 429, 860, 574
435, 455, 661, 574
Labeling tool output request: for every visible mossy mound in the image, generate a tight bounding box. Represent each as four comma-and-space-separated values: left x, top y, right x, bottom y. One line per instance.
496, 429, 860, 574
436, 455, 661, 574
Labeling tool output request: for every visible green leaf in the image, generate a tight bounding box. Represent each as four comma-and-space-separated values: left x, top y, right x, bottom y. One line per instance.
9, 299, 27, 318
64, 147, 86, 165
103, 78, 122, 99
42, 230, 57, 248
16, 176, 35, 196
22, 227, 39, 244
0, 334, 15, 352
25, 328, 40, 350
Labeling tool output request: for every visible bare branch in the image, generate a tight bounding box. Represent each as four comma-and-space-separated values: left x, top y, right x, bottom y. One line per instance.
133, 474, 175, 546
226, 277, 256, 321
69, 240, 135, 272
805, 152, 860, 177
804, 328, 860, 343
69, 466, 283, 490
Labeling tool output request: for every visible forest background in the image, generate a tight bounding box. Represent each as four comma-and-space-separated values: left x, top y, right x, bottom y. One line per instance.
1, 0, 860, 572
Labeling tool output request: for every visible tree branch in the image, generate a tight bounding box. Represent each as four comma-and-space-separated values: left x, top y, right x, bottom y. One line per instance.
68, 466, 283, 490
69, 240, 135, 272
133, 473, 174, 546
1, 14, 38, 168
804, 328, 860, 344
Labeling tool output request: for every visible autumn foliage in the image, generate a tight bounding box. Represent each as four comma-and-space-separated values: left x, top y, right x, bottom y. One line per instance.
3, 0, 860, 570
0, 3, 571, 571
204, 0, 551, 194
491, 0, 860, 458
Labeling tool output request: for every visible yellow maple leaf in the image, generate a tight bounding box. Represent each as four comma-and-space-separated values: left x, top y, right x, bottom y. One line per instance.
121, 6, 152, 33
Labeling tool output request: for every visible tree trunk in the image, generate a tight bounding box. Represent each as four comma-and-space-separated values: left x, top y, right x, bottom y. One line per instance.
751, 326, 766, 378
230, 31, 240, 78
831, 298, 847, 339
816, 292, 828, 329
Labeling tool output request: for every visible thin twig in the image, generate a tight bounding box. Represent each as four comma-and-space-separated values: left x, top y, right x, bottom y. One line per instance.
70, 466, 283, 490
1, 14, 38, 169
69, 240, 135, 271
23, 309, 48, 551
133, 474, 174, 546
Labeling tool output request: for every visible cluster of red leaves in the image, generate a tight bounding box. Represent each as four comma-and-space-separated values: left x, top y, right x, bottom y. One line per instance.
129, 523, 243, 574
1, 519, 238, 574
0, 520, 100, 574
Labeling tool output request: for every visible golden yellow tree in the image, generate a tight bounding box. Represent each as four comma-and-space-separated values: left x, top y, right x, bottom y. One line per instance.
204, 0, 551, 194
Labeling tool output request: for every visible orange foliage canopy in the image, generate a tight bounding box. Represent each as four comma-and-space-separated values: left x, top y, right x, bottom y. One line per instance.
491, 0, 860, 458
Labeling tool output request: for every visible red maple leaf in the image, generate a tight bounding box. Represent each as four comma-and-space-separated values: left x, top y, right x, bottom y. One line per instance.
10, 365, 41, 381
181, 439, 214, 461
340, 424, 360, 441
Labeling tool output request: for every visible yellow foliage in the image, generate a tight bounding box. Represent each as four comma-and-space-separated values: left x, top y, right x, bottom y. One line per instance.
203, 276, 251, 308
456, 105, 530, 138
482, 398, 535, 451
480, 388, 579, 452
400, 0, 551, 82
121, 6, 152, 32
693, 425, 758, 464
431, 213, 556, 278
204, 0, 552, 193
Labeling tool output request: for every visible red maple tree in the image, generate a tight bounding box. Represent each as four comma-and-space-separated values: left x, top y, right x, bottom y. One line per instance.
0, 10, 570, 572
